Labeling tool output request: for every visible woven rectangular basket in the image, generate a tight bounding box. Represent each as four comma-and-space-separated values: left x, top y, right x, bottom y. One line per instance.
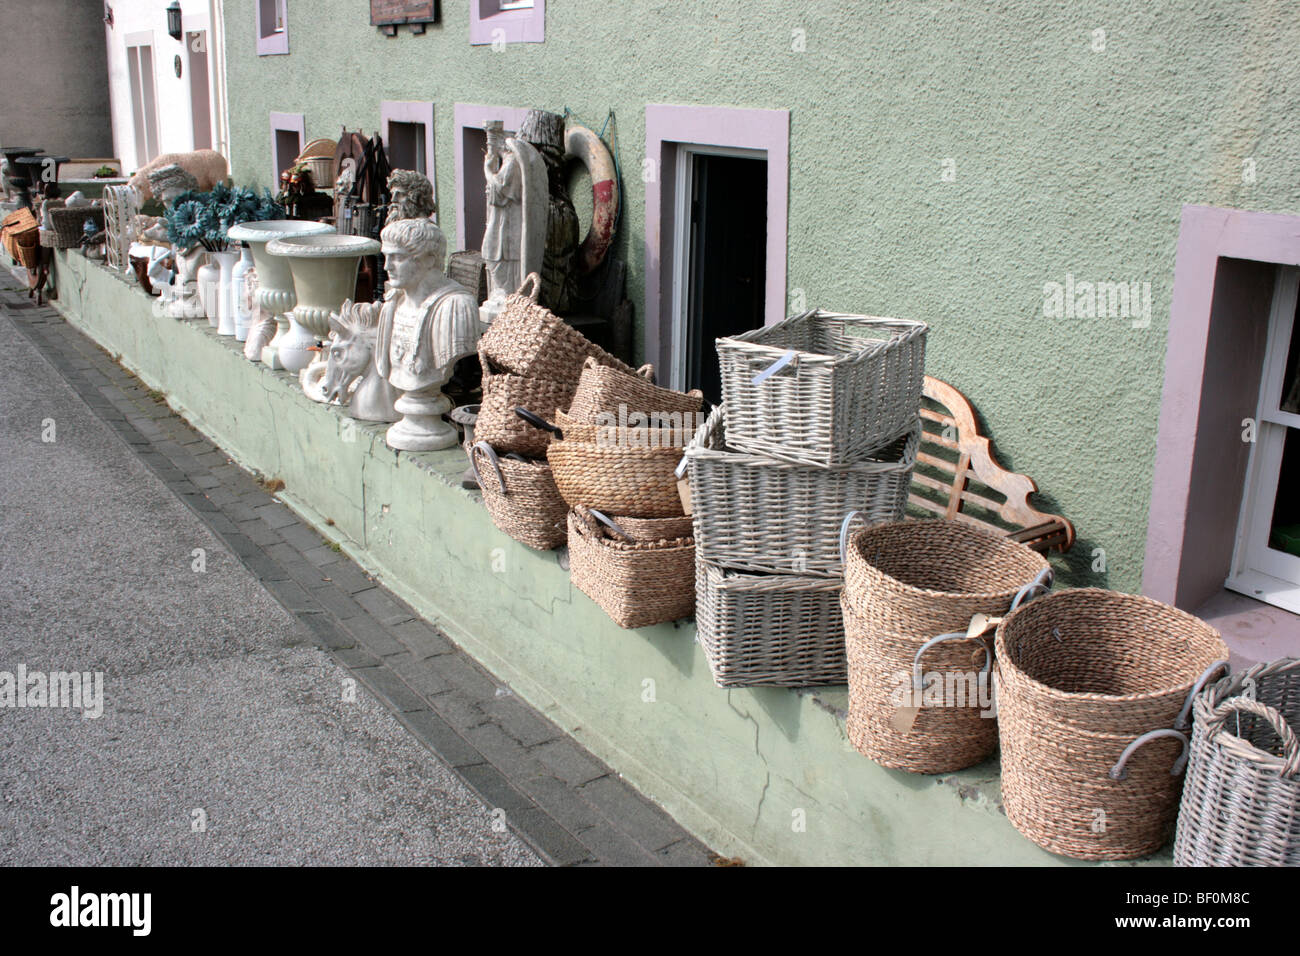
695, 559, 846, 688
475, 353, 578, 458
469, 441, 568, 551
566, 356, 704, 426
568, 507, 695, 629
478, 274, 633, 386
717, 309, 927, 468
684, 404, 917, 575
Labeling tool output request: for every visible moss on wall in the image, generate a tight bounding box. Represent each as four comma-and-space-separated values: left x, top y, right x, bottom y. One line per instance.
222, 0, 1300, 593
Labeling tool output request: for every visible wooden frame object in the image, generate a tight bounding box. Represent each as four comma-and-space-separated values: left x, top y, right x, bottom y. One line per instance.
371, 0, 441, 36
909, 376, 1075, 553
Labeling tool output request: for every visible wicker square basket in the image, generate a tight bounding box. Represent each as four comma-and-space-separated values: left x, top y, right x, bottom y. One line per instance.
568, 508, 695, 629
717, 309, 927, 468
695, 559, 846, 688
684, 404, 918, 575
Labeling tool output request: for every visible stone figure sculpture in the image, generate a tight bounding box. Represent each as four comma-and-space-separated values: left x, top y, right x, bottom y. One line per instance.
302, 299, 400, 422
147, 164, 199, 206
480, 120, 546, 325
374, 218, 482, 451
129, 149, 229, 202
385, 169, 436, 225
520, 109, 580, 313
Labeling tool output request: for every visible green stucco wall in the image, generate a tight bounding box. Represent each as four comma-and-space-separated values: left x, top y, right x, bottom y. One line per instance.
222, 0, 1300, 594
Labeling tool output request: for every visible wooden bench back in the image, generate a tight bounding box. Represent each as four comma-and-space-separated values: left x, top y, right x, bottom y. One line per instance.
908, 376, 1075, 553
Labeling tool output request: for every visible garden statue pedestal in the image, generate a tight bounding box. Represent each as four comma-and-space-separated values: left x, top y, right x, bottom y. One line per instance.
265, 234, 380, 374
374, 217, 482, 452
226, 220, 333, 370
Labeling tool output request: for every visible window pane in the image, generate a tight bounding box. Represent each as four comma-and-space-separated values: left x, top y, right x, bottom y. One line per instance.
1282, 293, 1300, 414
1268, 426, 1300, 557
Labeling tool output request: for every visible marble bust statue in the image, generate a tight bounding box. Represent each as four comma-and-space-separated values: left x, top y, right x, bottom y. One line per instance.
374, 217, 481, 451
480, 120, 545, 325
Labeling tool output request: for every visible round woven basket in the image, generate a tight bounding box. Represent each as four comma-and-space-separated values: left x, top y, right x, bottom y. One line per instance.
470, 441, 567, 550
842, 519, 1051, 774
567, 507, 695, 629
1174, 658, 1300, 866
546, 439, 684, 518
995, 588, 1228, 860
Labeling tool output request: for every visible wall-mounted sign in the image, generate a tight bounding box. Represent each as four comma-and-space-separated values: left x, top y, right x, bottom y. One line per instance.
370, 0, 441, 36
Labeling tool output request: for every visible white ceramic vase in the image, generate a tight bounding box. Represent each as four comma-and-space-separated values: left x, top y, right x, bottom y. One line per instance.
198, 255, 220, 327
211, 250, 240, 336
231, 245, 255, 342
226, 220, 334, 369
264, 233, 380, 374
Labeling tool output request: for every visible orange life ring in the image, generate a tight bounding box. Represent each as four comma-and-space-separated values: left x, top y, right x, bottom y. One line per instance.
564, 124, 618, 274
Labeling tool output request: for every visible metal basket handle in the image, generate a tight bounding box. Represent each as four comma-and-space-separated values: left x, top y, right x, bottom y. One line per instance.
1173, 660, 1230, 732
1108, 729, 1191, 781
1204, 696, 1300, 777
584, 507, 632, 542
838, 510, 867, 566
514, 407, 563, 439
469, 440, 506, 495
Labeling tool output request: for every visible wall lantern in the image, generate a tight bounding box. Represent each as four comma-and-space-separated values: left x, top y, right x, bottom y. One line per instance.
166, 2, 183, 42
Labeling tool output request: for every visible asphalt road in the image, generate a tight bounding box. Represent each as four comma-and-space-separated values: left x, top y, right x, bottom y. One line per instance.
0, 307, 540, 866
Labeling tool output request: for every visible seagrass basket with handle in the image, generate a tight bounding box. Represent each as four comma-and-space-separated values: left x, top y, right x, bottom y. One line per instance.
546, 435, 685, 518
717, 309, 927, 468
478, 274, 634, 385
474, 353, 577, 458
995, 589, 1229, 860
469, 441, 568, 551
565, 356, 705, 426
567, 506, 695, 629
1174, 657, 1300, 867
841, 518, 1052, 774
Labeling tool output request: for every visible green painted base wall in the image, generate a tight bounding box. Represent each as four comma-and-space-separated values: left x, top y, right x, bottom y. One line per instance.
47, 253, 1166, 866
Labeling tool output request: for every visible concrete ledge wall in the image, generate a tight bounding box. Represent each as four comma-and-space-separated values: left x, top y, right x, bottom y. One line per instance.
46, 252, 1154, 866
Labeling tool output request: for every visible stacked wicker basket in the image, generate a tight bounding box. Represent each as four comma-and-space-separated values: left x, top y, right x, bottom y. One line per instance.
542, 357, 704, 628
684, 310, 927, 687
471, 274, 635, 551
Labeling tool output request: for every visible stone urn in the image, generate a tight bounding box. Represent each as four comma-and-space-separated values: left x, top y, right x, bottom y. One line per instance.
226, 219, 333, 370
264, 234, 381, 374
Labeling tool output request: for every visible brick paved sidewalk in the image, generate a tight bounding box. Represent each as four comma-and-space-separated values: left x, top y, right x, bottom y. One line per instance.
1, 285, 715, 867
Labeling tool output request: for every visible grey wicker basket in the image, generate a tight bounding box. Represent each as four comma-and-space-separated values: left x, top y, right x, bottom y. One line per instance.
694, 559, 845, 688
717, 309, 927, 468
683, 404, 918, 575
1174, 658, 1300, 867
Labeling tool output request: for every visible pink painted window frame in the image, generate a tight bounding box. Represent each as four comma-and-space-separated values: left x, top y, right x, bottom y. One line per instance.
452, 103, 532, 252
469, 0, 545, 45
256, 0, 289, 56
643, 103, 789, 376
382, 100, 437, 200
1144, 204, 1300, 610
269, 111, 305, 187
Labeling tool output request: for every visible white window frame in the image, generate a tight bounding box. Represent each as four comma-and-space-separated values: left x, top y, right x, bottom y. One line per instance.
1227, 266, 1300, 613
499, 1, 535, 9
256, 0, 289, 56
669, 144, 767, 392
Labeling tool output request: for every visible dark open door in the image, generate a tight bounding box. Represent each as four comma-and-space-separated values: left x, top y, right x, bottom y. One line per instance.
685, 152, 767, 404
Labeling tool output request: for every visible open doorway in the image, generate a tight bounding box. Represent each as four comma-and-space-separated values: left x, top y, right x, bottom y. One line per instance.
186, 31, 211, 150
671, 147, 767, 401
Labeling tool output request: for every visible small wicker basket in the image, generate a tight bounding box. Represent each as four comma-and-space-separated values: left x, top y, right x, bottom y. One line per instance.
48, 204, 105, 249
547, 437, 684, 518
566, 357, 704, 426
568, 507, 695, 629
717, 309, 927, 468
995, 589, 1229, 860
685, 405, 918, 575
470, 441, 568, 551
695, 560, 846, 688
1174, 658, 1300, 867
